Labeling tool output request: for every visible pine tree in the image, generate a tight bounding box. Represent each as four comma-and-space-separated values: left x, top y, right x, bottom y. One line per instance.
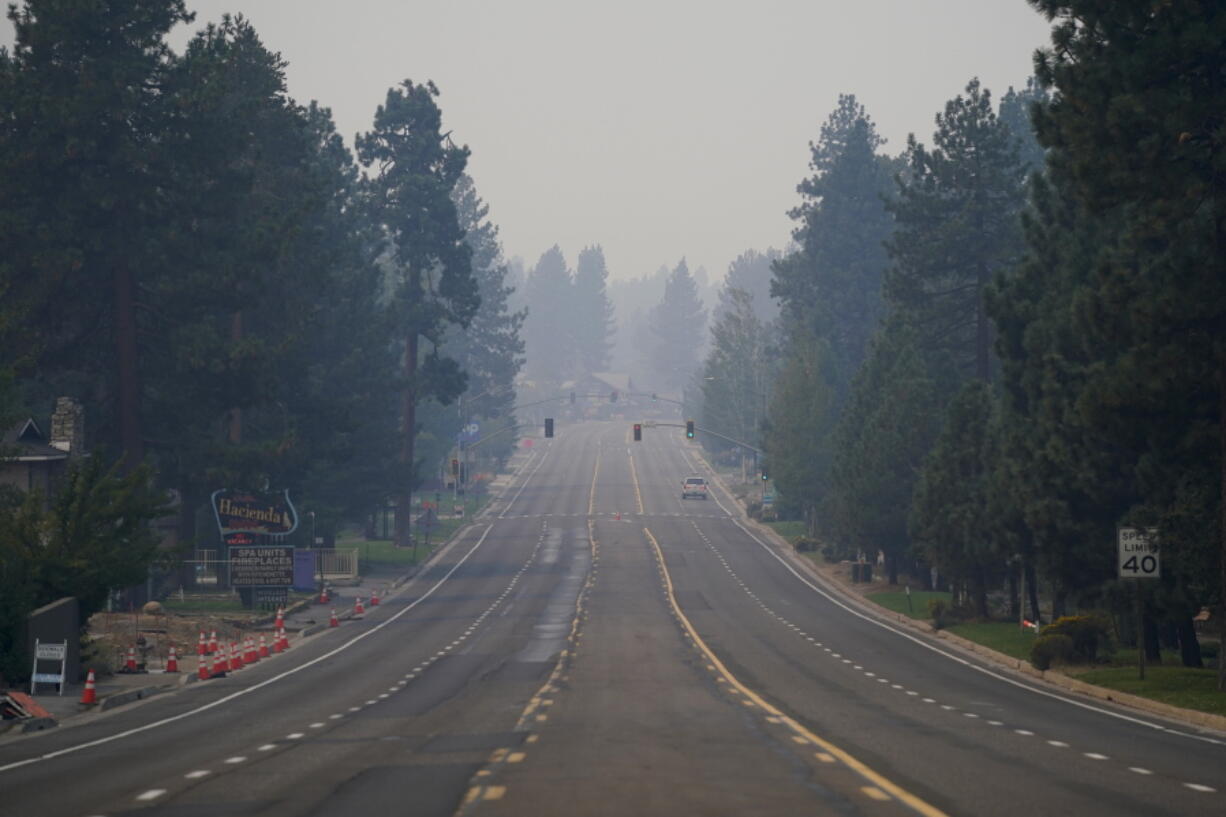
886, 78, 1027, 383
702, 288, 768, 452
773, 94, 893, 381
573, 246, 616, 374
648, 259, 707, 391
357, 80, 477, 546
522, 246, 574, 384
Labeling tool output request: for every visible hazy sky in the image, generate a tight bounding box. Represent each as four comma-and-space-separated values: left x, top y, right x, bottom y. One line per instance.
10, 1, 1055, 282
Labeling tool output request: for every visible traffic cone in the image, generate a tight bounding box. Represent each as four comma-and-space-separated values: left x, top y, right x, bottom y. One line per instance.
197, 631, 207, 656
258, 633, 270, 658
354, 596, 365, 618
329, 608, 339, 628
229, 642, 242, 672
125, 645, 137, 673
319, 586, 329, 604
246, 637, 259, 664
210, 646, 226, 678
272, 630, 284, 653
274, 606, 285, 632
80, 669, 98, 705
370, 589, 380, 607
278, 627, 290, 651
207, 630, 218, 654
166, 646, 179, 673
198, 654, 210, 681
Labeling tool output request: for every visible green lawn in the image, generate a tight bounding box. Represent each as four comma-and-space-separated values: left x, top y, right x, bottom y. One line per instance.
946, 620, 1039, 662
339, 493, 490, 573
765, 520, 806, 543
868, 590, 951, 621
1075, 665, 1226, 718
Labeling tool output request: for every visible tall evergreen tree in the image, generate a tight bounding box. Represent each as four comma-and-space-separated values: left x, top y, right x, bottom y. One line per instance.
716, 249, 780, 327
773, 94, 893, 382
885, 78, 1027, 383
648, 259, 707, 391
522, 245, 574, 384
357, 80, 477, 546
572, 245, 616, 374
701, 288, 768, 451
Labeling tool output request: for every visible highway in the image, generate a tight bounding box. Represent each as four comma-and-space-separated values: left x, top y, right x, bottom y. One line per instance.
1, 420, 1223, 816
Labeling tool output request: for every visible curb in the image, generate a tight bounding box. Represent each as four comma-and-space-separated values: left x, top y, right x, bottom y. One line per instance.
694, 447, 1226, 736
98, 684, 170, 712
19, 716, 57, 734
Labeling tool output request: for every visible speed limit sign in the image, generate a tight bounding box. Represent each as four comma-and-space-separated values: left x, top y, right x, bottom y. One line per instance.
1118, 527, 1160, 579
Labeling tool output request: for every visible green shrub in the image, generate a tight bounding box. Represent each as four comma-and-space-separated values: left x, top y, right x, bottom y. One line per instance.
793, 537, 818, 553
1030, 633, 1076, 670
928, 598, 949, 630
1042, 614, 1113, 663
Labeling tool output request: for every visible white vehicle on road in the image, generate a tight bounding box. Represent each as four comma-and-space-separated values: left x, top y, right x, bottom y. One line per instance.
681, 476, 708, 500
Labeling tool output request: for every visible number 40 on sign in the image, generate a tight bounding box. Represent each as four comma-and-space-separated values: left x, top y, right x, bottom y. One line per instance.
1118, 527, 1160, 579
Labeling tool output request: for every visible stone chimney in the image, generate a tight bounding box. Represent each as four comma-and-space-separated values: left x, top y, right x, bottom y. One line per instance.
49, 397, 85, 458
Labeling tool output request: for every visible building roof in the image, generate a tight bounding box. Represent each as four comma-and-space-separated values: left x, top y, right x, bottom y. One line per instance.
1, 418, 68, 462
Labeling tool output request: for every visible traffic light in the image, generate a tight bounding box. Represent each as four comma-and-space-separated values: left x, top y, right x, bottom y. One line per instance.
761, 467, 769, 481
633, 423, 642, 441
570, 391, 576, 405
451, 458, 459, 476
611, 390, 618, 403
685, 419, 695, 438
544, 418, 554, 438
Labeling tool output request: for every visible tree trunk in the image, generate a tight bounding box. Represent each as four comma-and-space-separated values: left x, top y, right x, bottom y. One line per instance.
1052, 587, 1067, 619
1178, 616, 1204, 668
976, 264, 990, 382
394, 332, 419, 547
974, 565, 990, 619
1007, 568, 1019, 620
1143, 611, 1162, 664
228, 311, 243, 444
114, 258, 144, 471
1219, 363, 1226, 690
1025, 561, 1041, 622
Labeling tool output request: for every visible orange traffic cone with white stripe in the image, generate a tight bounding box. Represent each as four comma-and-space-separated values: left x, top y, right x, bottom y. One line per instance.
80, 669, 98, 705
210, 646, 226, 678
229, 642, 242, 672
370, 588, 380, 607
354, 596, 365, 618
207, 630, 218, 654
124, 645, 138, 673
329, 608, 339, 628
197, 631, 207, 655
319, 586, 329, 604
247, 637, 259, 664
274, 606, 285, 632
278, 627, 290, 651
258, 633, 270, 658
198, 653, 211, 681
166, 645, 179, 673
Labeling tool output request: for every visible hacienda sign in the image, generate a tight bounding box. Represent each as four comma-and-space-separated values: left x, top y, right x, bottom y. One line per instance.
211, 489, 298, 537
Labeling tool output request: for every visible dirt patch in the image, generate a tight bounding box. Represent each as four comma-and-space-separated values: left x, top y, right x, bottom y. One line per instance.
86, 607, 272, 675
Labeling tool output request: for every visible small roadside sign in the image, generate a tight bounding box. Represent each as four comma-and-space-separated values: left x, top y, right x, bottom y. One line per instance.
30, 639, 67, 695
1118, 527, 1159, 579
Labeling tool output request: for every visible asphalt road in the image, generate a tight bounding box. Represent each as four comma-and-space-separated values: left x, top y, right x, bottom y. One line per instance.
2, 419, 1223, 816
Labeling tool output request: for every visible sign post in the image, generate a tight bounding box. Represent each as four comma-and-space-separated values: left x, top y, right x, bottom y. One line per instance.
1118, 527, 1160, 680
211, 489, 299, 609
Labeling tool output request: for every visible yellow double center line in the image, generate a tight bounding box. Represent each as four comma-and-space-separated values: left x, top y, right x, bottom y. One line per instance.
643, 527, 948, 817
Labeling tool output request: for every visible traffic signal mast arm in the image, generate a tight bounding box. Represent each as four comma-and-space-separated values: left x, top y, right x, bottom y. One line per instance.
653, 422, 763, 455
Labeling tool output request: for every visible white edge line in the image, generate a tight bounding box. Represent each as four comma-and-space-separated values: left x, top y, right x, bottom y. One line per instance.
0, 523, 498, 774
678, 439, 1222, 744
